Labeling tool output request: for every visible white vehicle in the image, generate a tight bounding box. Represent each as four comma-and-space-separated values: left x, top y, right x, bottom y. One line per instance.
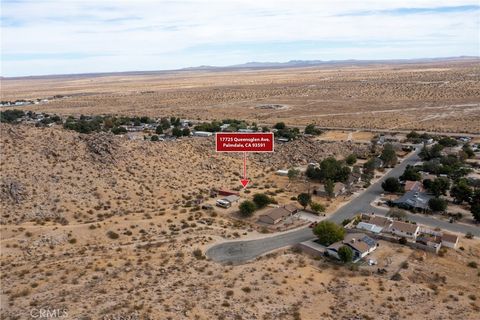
216, 199, 231, 208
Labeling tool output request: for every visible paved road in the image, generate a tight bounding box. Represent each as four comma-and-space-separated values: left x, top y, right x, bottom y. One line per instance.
206, 149, 480, 263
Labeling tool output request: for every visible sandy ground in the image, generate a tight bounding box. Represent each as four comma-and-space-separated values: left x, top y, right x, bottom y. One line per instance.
1, 123, 479, 319
2, 60, 479, 133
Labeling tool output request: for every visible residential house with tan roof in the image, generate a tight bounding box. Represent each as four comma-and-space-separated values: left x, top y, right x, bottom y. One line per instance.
441, 233, 459, 249
258, 204, 298, 225
390, 221, 420, 240
314, 182, 346, 198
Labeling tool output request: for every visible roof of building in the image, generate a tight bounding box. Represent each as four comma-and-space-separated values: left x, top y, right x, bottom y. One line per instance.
391, 220, 419, 234
283, 203, 298, 213
260, 207, 290, 221
223, 195, 240, 203
441, 233, 459, 243
328, 233, 377, 255
392, 190, 433, 210
368, 216, 392, 228
404, 180, 424, 192
357, 222, 383, 234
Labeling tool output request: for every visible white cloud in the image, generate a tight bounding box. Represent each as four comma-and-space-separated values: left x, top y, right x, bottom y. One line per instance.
1, 0, 479, 76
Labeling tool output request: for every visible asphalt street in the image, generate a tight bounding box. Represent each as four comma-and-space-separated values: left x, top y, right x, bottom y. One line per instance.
206, 148, 480, 263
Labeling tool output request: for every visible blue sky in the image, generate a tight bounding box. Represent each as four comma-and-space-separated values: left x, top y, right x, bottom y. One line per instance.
1, 0, 479, 77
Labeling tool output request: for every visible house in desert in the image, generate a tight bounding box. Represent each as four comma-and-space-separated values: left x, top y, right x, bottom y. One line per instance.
327, 233, 378, 262
258, 204, 298, 225
389, 220, 420, 240
313, 182, 346, 198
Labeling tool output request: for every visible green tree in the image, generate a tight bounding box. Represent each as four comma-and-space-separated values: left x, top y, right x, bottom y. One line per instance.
428, 197, 448, 212
363, 158, 376, 175
324, 179, 335, 198
151, 135, 159, 141
172, 127, 183, 138
111, 126, 127, 135
462, 144, 475, 158
304, 124, 321, 135
313, 221, 345, 246
428, 177, 450, 197
287, 168, 300, 182
471, 204, 480, 223
400, 166, 421, 181
438, 137, 458, 147
239, 201, 256, 217
382, 177, 402, 193
297, 193, 311, 209
450, 180, 472, 204
160, 117, 170, 130
182, 128, 191, 136
338, 246, 354, 263
380, 144, 398, 167
310, 202, 325, 214
345, 154, 357, 166
274, 122, 286, 130
155, 125, 163, 134
252, 193, 272, 209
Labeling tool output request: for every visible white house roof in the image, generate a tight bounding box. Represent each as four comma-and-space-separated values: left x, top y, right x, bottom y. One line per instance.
357, 222, 383, 234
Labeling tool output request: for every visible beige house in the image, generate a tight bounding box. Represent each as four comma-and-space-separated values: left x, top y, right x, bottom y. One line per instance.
390, 221, 420, 240
258, 204, 298, 225
441, 233, 459, 249
314, 182, 346, 198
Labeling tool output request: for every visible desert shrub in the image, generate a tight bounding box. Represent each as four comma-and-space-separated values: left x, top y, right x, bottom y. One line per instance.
467, 261, 478, 269
192, 248, 205, 260
391, 273, 403, 281
239, 200, 256, 217
106, 231, 119, 240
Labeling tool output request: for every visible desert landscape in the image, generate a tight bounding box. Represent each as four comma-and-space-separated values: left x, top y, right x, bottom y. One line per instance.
2, 59, 480, 134
1, 60, 480, 320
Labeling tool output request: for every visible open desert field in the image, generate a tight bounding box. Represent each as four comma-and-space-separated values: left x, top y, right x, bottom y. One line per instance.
2, 59, 480, 134
1, 124, 479, 319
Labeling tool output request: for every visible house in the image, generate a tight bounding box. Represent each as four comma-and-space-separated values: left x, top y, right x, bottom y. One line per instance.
392, 190, 434, 211
356, 222, 383, 234
193, 131, 213, 137
367, 215, 393, 231
372, 157, 384, 169
277, 137, 290, 143
327, 233, 378, 262
258, 206, 293, 225
390, 221, 420, 240
283, 203, 299, 214
404, 180, 424, 192
223, 195, 240, 204
313, 182, 346, 198
378, 134, 400, 145
238, 129, 255, 133
416, 233, 442, 251
346, 172, 362, 187
441, 233, 459, 249
220, 124, 230, 131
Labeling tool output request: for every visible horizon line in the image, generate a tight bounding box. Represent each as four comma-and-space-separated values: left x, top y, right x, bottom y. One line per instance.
2, 55, 479, 80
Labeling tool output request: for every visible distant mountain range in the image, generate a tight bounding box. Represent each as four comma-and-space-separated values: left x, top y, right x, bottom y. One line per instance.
3, 56, 479, 80
182, 56, 479, 71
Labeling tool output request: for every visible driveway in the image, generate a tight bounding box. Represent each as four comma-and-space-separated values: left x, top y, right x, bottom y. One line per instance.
206, 148, 480, 263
